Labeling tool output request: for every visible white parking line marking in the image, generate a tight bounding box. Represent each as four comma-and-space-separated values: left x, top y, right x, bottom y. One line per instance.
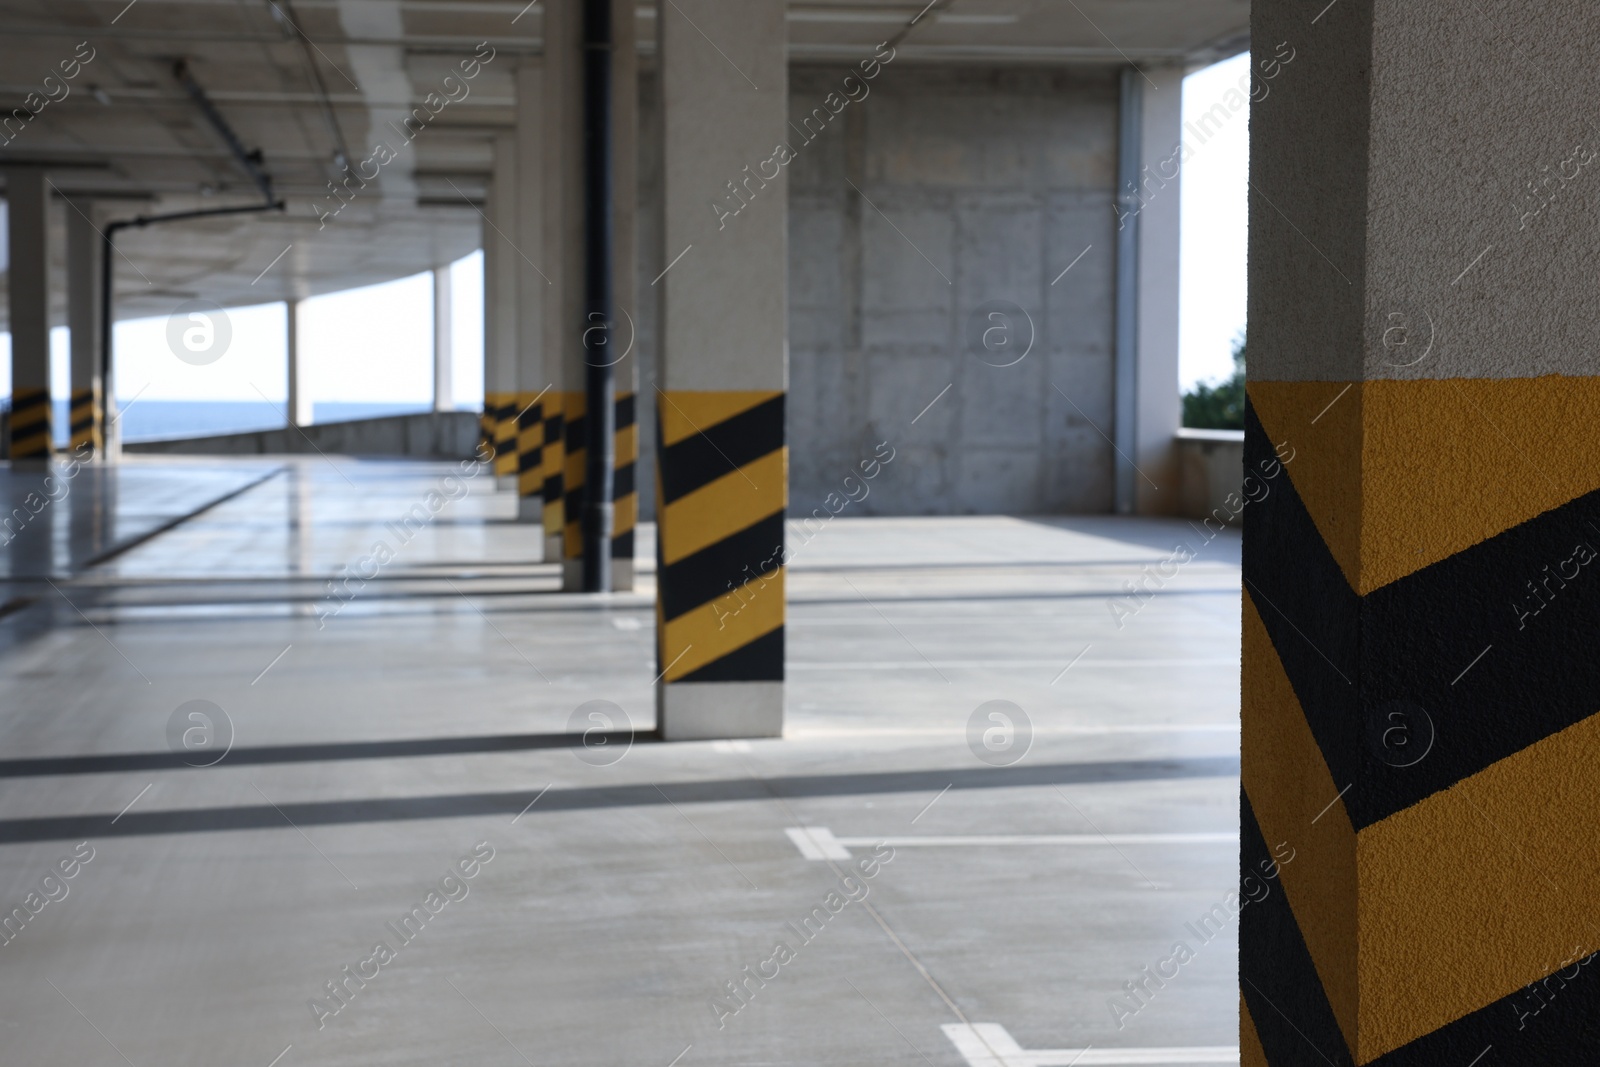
783, 826, 853, 860
944, 1024, 1238, 1066
784, 827, 1236, 859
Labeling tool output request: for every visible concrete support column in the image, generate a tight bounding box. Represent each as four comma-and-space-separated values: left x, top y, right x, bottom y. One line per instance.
1113, 66, 1183, 515
654, 0, 787, 739
432, 265, 453, 413
544, 0, 581, 577
286, 299, 311, 427
513, 61, 548, 526
610, 0, 640, 591
1243, 4, 1600, 1065
478, 193, 500, 461
6, 168, 52, 462
488, 133, 520, 485
65, 197, 102, 457
1133, 65, 1182, 515
545, 0, 638, 589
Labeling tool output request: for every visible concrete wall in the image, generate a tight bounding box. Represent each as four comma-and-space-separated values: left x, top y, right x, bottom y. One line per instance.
633, 65, 1123, 520
785, 65, 1120, 516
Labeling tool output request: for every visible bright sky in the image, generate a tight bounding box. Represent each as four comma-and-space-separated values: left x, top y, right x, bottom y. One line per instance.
1179, 52, 1251, 390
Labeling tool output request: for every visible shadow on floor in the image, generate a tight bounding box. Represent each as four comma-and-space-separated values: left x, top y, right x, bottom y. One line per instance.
0, 755, 1240, 843
0, 730, 646, 778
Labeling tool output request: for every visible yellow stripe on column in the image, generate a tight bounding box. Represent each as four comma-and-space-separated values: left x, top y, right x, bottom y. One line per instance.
1241, 592, 1357, 1052
516, 393, 544, 498
492, 392, 518, 477
613, 408, 638, 543
1240, 996, 1267, 1067
1354, 709, 1600, 1060
659, 389, 781, 446
561, 392, 637, 558
1250, 376, 1600, 594
660, 568, 784, 681
659, 450, 787, 565
68, 388, 101, 453
541, 400, 565, 542
615, 491, 637, 541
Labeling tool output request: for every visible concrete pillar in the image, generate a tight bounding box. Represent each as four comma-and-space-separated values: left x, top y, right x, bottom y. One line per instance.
65, 198, 102, 458
1133, 65, 1182, 515
432, 265, 453, 413
544, 0, 581, 579
1113, 66, 1183, 516
654, 0, 787, 739
545, 0, 638, 590
611, 0, 640, 592
479, 191, 500, 461
6, 168, 52, 462
488, 133, 520, 485
286, 299, 311, 427
1242, 5, 1600, 1066
513, 61, 548, 526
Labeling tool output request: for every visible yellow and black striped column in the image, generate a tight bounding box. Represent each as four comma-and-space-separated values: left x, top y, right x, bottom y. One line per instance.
514, 391, 544, 523
561, 391, 585, 583
490, 393, 518, 480
1244, 3, 1600, 1063
541, 394, 565, 564
478, 398, 498, 458
655, 391, 786, 737
614, 391, 638, 583
559, 391, 637, 590
9, 388, 53, 461
68, 387, 101, 454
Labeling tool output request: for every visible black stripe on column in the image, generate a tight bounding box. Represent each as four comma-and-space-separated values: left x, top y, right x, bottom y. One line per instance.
660, 512, 786, 621
659, 395, 785, 504
1240, 788, 1355, 1067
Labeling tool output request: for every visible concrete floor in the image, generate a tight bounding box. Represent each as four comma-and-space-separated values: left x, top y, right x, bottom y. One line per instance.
0, 457, 1242, 1067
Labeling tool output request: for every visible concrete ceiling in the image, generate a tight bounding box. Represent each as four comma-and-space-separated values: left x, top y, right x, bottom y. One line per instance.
0, 0, 1248, 326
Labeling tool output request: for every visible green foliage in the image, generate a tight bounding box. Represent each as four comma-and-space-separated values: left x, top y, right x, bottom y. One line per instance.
1182, 335, 1246, 430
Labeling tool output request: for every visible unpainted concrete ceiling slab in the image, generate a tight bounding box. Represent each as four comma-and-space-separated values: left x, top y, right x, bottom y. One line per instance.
0, 0, 1246, 325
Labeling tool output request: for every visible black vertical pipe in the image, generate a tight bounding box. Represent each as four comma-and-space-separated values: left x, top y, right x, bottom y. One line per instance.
99, 226, 119, 440
581, 0, 616, 593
